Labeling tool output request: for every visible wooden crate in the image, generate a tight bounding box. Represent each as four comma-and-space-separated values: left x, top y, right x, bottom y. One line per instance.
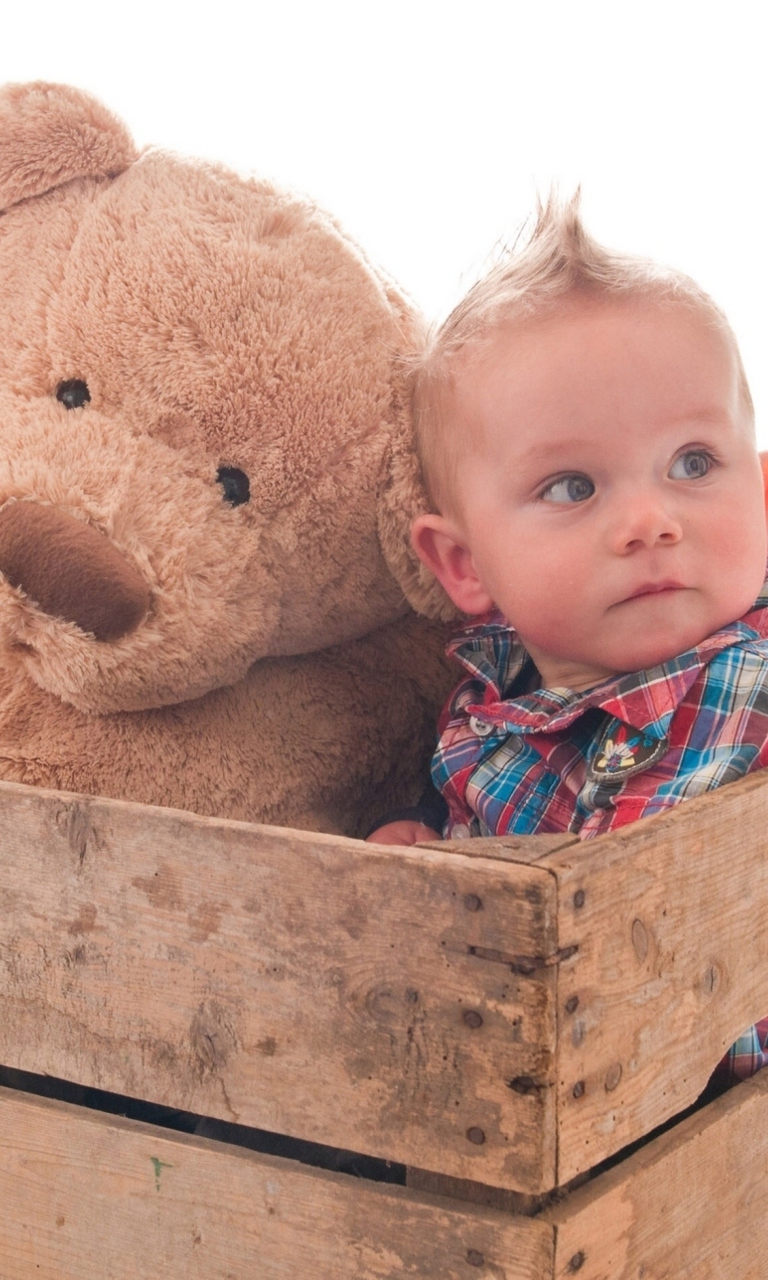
1, 768, 768, 1278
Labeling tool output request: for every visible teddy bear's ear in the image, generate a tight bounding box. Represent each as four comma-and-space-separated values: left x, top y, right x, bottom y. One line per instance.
378, 428, 461, 623
0, 82, 137, 210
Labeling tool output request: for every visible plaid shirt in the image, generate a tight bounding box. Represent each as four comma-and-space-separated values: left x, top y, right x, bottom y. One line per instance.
434, 580, 768, 1084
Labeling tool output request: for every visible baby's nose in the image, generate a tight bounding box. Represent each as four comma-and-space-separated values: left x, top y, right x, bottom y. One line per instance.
611, 492, 683, 553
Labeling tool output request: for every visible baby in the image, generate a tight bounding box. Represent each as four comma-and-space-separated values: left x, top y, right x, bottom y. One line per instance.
373, 198, 768, 843
370, 199, 768, 1082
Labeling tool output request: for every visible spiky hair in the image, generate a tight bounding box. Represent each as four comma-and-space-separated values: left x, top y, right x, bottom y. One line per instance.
413, 194, 752, 510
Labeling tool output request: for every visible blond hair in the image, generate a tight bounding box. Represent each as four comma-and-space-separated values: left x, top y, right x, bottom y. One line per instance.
414, 194, 753, 511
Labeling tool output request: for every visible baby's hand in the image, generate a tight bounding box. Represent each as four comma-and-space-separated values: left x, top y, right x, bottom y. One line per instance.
366, 820, 442, 846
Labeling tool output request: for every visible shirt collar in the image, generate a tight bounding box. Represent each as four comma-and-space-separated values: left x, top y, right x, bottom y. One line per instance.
447, 578, 768, 739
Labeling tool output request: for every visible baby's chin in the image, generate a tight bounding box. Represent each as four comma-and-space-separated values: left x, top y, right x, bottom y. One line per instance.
610, 630, 731, 676
610, 585, 765, 671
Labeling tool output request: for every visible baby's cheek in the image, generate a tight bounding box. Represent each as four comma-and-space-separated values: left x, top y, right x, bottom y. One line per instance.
519, 603, 581, 656
722, 505, 767, 577
705, 505, 766, 625
503, 546, 591, 649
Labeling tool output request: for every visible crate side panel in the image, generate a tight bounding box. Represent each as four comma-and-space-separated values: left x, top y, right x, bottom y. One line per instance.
544, 769, 768, 1182
421, 834, 580, 865
0, 1086, 554, 1280
0, 780, 558, 1191
548, 1069, 768, 1280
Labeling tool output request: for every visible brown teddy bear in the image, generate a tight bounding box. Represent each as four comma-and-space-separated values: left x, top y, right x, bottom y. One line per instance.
0, 81, 453, 838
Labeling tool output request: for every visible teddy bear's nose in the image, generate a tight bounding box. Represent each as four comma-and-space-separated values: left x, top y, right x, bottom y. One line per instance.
0, 502, 150, 641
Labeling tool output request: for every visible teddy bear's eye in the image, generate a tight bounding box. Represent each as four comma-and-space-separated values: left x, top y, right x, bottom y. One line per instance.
56, 379, 91, 410
216, 466, 250, 507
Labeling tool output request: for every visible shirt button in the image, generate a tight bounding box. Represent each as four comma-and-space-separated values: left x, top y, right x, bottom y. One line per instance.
468, 715, 494, 737
451, 823, 471, 839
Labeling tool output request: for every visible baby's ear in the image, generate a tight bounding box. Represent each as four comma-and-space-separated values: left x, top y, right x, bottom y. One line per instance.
0, 81, 137, 210
378, 436, 460, 621
412, 515, 495, 616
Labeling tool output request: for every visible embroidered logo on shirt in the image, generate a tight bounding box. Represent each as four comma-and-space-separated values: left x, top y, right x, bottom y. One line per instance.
587, 719, 669, 782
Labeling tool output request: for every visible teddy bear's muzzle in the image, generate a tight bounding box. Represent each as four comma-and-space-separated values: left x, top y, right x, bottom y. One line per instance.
0, 502, 150, 642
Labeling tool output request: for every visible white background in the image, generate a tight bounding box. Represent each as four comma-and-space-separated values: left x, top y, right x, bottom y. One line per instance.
3, 2, 766, 441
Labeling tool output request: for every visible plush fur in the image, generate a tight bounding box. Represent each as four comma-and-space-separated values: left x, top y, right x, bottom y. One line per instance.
0, 82, 454, 837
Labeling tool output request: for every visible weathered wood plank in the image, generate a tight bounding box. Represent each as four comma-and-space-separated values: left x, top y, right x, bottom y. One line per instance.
406, 1166, 545, 1216
0, 779, 559, 1191
0, 1085, 554, 1280
547, 1069, 768, 1280
540, 768, 768, 1183
419, 834, 580, 865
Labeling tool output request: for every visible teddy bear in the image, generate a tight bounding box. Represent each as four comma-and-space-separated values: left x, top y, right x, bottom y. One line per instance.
0, 81, 454, 838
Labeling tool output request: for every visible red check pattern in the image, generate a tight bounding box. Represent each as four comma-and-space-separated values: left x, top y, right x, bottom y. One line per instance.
433, 582, 768, 1085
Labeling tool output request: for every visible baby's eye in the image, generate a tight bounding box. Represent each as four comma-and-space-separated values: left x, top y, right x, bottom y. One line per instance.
668, 450, 714, 481
540, 474, 595, 504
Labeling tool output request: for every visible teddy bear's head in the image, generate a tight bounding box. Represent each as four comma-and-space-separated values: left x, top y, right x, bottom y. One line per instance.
0, 83, 450, 715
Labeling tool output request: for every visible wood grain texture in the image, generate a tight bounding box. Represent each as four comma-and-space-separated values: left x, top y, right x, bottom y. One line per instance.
419, 835, 580, 865
0, 779, 560, 1191
406, 1166, 545, 1216
539, 769, 768, 1183
0, 1086, 555, 1280
547, 1070, 768, 1280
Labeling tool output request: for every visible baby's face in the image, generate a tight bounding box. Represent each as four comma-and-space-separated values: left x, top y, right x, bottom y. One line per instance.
438, 299, 767, 691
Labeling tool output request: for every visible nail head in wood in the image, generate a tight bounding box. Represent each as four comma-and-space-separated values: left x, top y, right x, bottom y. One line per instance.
466, 1126, 486, 1145
572, 1080, 585, 1099
573, 889, 586, 909
632, 918, 649, 963
565, 994, 579, 1014
466, 1249, 485, 1267
508, 1075, 539, 1095
463, 893, 482, 912
568, 1251, 586, 1272
604, 1061, 623, 1092
463, 1009, 483, 1029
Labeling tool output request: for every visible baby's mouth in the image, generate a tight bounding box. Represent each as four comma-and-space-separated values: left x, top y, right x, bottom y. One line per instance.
622, 580, 686, 602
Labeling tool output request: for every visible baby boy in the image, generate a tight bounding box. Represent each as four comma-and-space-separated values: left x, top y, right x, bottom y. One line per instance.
371, 199, 768, 1081
376, 198, 768, 844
